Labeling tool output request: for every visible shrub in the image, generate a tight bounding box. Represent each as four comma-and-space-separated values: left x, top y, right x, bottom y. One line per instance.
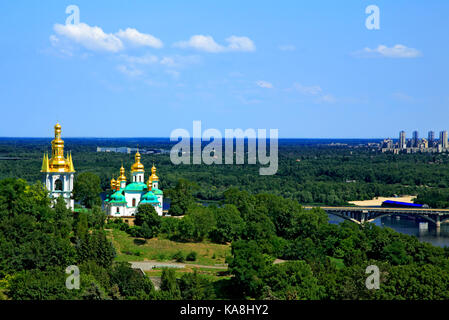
186, 251, 197, 261
172, 251, 185, 262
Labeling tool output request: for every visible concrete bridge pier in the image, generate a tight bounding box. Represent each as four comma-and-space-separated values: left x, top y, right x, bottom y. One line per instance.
360, 210, 367, 224
436, 215, 441, 228
436, 216, 441, 236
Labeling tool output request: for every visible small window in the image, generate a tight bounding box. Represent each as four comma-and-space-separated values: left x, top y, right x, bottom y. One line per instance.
116, 207, 120, 213
132, 199, 136, 207
55, 179, 63, 191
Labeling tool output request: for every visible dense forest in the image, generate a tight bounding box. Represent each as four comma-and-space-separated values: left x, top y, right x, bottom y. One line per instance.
2, 177, 449, 300
2, 137, 449, 299
1, 138, 449, 207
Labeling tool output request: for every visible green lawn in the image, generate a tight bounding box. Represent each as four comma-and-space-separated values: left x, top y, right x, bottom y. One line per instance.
106, 228, 231, 266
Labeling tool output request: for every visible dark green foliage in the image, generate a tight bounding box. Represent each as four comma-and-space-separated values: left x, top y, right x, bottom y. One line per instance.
7, 267, 78, 300
109, 262, 155, 299
414, 189, 449, 208
382, 240, 412, 265
172, 251, 185, 262
186, 251, 197, 261
261, 261, 325, 300
76, 230, 116, 268
73, 172, 102, 208
179, 270, 216, 300
160, 268, 181, 299
227, 240, 273, 298
134, 204, 161, 239
166, 179, 197, 216
210, 204, 244, 243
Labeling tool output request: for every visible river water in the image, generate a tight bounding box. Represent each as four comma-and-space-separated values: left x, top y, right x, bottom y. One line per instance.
328, 214, 449, 248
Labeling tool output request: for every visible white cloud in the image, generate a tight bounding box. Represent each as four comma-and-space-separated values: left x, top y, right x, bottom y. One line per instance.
116, 65, 143, 77
256, 80, 273, 89
174, 35, 255, 53
116, 28, 163, 48
53, 23, 123, 52
52, 23, 163, 53
293, 83, 322, 95
279, 45, 296, 51
174, 35, 224, 53
356, 44, 422, 58
226, 36, 255, 52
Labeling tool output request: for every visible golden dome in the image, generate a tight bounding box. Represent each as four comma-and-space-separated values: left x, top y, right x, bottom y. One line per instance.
43, 123, 74, 173
118, 165, 127, 182
110, 178, 117, 190
131, 150, 145, 172
149, 164, 159, 181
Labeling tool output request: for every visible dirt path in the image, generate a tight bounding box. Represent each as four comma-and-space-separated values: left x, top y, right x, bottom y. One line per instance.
130, 260, 227, 271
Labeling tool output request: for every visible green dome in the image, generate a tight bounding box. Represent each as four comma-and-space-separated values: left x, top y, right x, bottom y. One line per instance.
109, 191, 126, 204
140, 191, 159, 205
142, 191, 157, 201
124, 182, 147, 192
152, 188, 163, 195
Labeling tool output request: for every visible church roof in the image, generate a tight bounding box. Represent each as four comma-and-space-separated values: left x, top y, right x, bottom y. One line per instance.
151, 188, 163, 195
124, 182, 147, 192
109, 191, 126, 203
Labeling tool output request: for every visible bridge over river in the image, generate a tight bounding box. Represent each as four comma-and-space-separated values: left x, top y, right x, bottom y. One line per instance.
303, 206, 449, 228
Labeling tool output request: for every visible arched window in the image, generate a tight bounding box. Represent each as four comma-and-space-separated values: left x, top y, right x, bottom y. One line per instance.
139, 176, 141, 182
55, 179, 63, 191
116, 207, 120, 214
132, 199, 136, 207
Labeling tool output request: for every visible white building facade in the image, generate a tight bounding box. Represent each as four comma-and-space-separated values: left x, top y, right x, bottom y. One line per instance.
41, 123, 75, 210
105, 151, 164, 219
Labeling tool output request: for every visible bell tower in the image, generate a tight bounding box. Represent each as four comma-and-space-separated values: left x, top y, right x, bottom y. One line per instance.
131, 149, 145, 183
41, 123, 75, 210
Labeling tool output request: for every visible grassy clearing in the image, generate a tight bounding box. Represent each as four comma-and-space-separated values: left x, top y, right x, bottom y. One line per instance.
106, 229, 231, 266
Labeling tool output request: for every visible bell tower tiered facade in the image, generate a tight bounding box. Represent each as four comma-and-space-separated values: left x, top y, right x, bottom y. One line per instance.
41, 123, 75, 210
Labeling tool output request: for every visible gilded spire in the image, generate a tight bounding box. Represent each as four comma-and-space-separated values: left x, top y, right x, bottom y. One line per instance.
41, 152, 49, 172
110, 177, 117, 190
118, 164, 127, 182
131, 148, 145, 173
69, 151, 75, 172
150, 163, 159, 181
47, 123, 71, 172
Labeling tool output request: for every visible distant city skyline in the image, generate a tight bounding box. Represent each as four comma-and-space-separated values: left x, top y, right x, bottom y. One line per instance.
1, 1, 449, 138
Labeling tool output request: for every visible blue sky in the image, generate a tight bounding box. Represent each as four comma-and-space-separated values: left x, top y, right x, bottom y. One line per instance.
0, 0, 448, 138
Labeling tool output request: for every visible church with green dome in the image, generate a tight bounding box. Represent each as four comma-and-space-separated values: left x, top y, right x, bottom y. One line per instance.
104, 150, 164, 220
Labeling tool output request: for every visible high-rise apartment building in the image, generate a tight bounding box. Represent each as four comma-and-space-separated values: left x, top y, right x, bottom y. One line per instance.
399, 131, 406, 149
412, 131, 419, 147
440, 131, 448, 149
